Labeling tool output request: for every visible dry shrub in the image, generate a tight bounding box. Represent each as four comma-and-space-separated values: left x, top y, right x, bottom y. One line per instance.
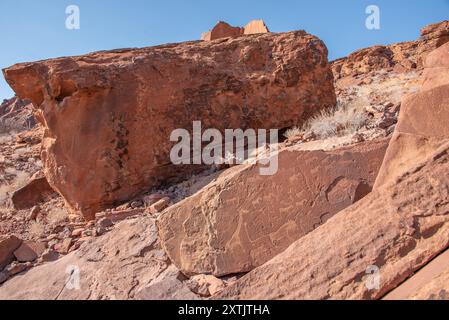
285, 100, 368, 140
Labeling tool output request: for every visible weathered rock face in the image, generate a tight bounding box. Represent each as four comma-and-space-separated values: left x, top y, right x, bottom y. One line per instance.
158, 139, 388, 277
374, 42, 449, 188
218, 142, 449, 300
0, 217, 198, 300
3, 31, 336, 220
331, 21, 449, 79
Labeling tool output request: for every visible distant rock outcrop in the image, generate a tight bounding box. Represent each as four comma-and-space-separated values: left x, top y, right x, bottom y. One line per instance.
244, 20, 270, 35
331, 20, 449, 80
201, 21, 244, 41
3, 30, 336, 220
201, 20, 269, 41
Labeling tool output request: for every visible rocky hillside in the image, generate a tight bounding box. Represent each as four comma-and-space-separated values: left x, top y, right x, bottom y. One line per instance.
0, 20, 449, 300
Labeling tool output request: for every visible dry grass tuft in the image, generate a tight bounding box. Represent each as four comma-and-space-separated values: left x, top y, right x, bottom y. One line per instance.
285, 100, 368, 140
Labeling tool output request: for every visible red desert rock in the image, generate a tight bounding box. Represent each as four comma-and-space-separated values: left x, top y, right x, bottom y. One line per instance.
0, 235, 22, 270
201, 21, 244, 41
218, 142, 449, 300
202, 20, 269, 41
0, 217, 196, 300
332, 20, 449, 80
157, 139, 388, 276
244, 20, 270, 35
374, 42, 449, 188
13, 241, 45, 262
11, 175, 57, 210
3, 30, 336, 220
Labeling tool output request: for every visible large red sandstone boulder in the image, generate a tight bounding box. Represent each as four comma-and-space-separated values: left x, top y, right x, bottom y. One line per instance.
157, 139, 388, 277
218, 143, 449, 299
3, 31, 336, 220
374, 42, 449, 188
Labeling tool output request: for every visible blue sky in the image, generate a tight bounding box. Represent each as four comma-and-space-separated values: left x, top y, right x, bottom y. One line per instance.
1, 0, 448, 100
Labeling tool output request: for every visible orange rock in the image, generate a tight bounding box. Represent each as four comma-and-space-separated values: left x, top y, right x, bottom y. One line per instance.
332, 21, 449, 80
4, 31, 336, 220
13, 241, 45, 262
149, 197, 170, 214
0, 217, 197, 300
421, 20, 449, 46
157, 139, 388, 276
0, 235, 22, 270
11, 175, 57, 210
218, 143, 449, 299
201, 21, 244, 41
244, 20, 270, 35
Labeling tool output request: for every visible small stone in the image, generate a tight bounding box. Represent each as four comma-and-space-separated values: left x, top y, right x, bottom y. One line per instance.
130, 200, 144, 209
81, 229, 93, 237
143, 193, 167, 207
5, 261, 29, 276
46, 234, 58, 241
14, 242, 39, 262
115, 203, 130, 211
187, 274, 226, 297
71, 228, 84, 237
47, 239, 59, 250
149, 197, 171, 214
54, 238, 72, 254
384, 102, 395, 109
97, 217, 113, 229
41, 249, 59, 262
28, 206, 40, 221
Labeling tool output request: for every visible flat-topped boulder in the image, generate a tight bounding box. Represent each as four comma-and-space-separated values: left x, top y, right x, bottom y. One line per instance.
3, 31, 336, 220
